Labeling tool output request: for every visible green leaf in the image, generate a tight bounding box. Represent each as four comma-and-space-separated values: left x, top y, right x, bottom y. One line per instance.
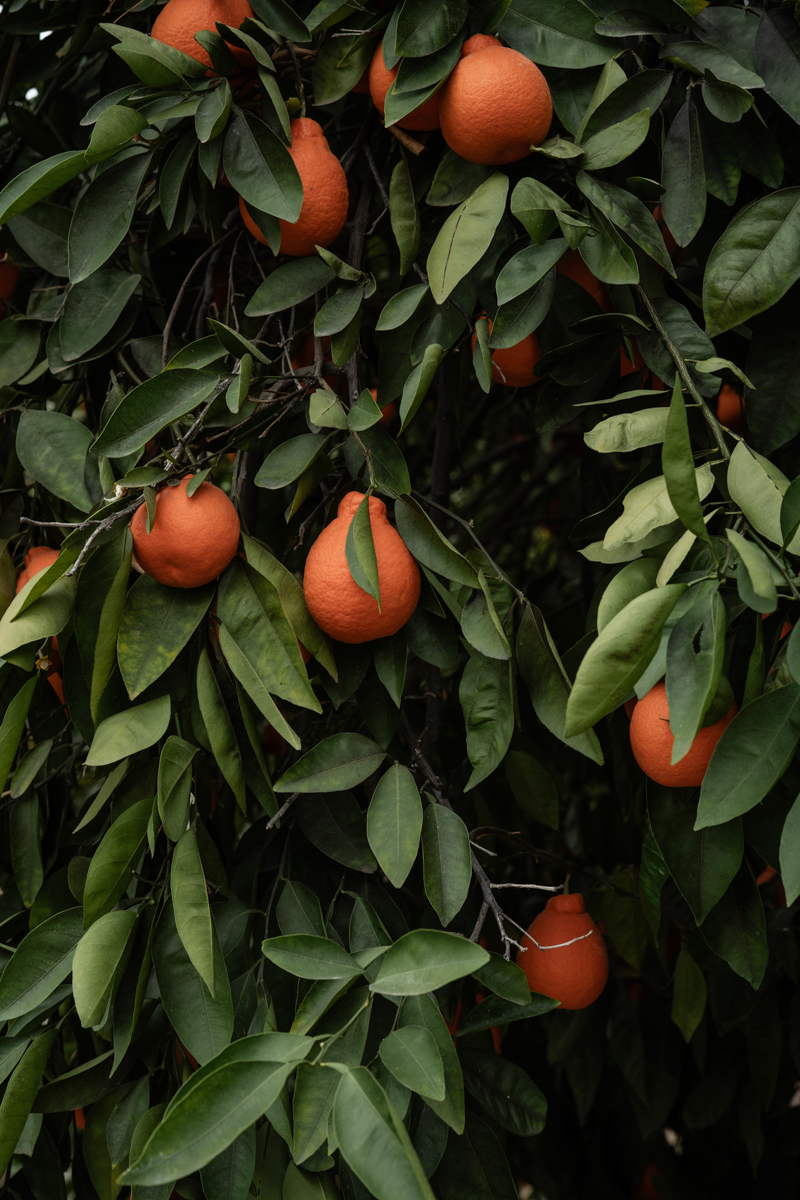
576, 172, 675, 275
246, 258, 336, 316
222, 114, 302, 221
118, 575, 214, 700
703, 187, 800, 338
662, 379, 712, 542
472, 954, 531, 1006
390, 157, 421, 278
157, 735, 197, 842
516, 604, 603, 763
86, 694, 171, 768
496, 239, 568, 305
251, 0, 311, 41
727, 530, 777, 613
427, 151, 491, 208
0, 678, 37, 792
10, 793, 42, 910
68, 151, 151, 283
393, 497, 477, 587
60, 269, 140, 362
427, 174, 509, 305
261, 935, 361, 980
460, 652, 514, 790
346, 425, 412, 497
295, 794, 376, 873
665, 592, 726, 763
274, 732, 386, 793
94, 368, 220, 458
578, 206, 639, 285
0, 151, 91, 225
380, 1027, 445, 1102
395, 0, 467, 57
499, 0, 616, 68
123, 1057, 294, 1186
700, 864, 767, 989
371, 930, 489, 996
753, 10, 800, 125
172, 827, 215, 997
201, 1128, 256, 1200
377, 285, 429, 332
0, 1031, 56, 1179
217, 557, 319, 712
671, 946, 707, 1043
0, 907, 83, 1021
779, 792, 800, 908
367, 765, 423, 889
696, 685, 800, 829
661, 97, 705, 248
459, 1048, 547, 1137
0, 317, 40, 388
254, 432, 329, 489
82, 798, 151, 926
196, 649, 246, 812
421, 804, 471, 927
195, 80, 232, 143
152, 901, 233, 1067
332, 1067, 436, 1200
16, 408, 97, 513
436, 1112, 518, 1200
0, 575, 74, 661
399, 343, 443, 434
649, 785, 743, 923
278, 881, 325, 938
344, 493, 381, 607
603, 466, 714, 552
72, 909, 137, 1028
10, 740, 51, 799
581, 109, 650, 171
565, 585, 686, 736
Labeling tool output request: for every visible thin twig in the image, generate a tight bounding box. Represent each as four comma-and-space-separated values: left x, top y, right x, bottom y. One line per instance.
162, 229, 238, 368
264, 792, 299, 833
636, 284, 730, 461
0, 37, 22, 123
491, 882, 564, 892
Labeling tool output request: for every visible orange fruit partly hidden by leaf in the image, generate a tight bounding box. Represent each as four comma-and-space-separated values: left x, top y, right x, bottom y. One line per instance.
716, 383, 745, 433
130, 475, 240, 588
369, 40, 441, 131
624, 697, 638, 719
240, 118, 348, 257
352, 66, 370, 95
151, 0, 255, 70
634, 1162, 661, 1200
471, 316, 541, 387
555, 250, 611, 313
652, 204, 681, 268
16, 546, 59, 593
303, 492, 421, 644
629, 679, 737, 788
516, 893, 608, 1010
0, 247, 19, 320
16, 547, 65, 705
439, 34, 552, 165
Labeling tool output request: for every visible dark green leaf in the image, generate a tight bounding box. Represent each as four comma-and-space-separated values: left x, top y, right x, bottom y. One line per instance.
261, 935, 361, 980
371, 931, 489, 996
662, 378, 712, 542
649, 785, 743, 924
754, 10, 800, 125
427, 174, 509, 305
500, 0, 616, 68
459, 1048, 547, 1137
460, 652, 514, 791
118, 575, 214, 699
421, 804, 471, 927
196, 649, 246, 812
576, 172, 675, 275
297, 793, 378, 872
72, 909, 137, 1028
172, 827, 215, 996
661, 98, 705, 248
223, 114, 302, 221
16, 408, 96, 514
68, 151, 151, 283
274, 732, 385, 793
246, 258, 336, 317
0, 908, 83, 1021
390, 157, 421, 278
701, 864, 767, 989
60, 269, 140, 361
367, 765, 423, 888
94, 369, 219, 458
86, 694, 171, 769
395, 0, 467, 57
380, 1027, 445, 1102
82, 798, 151, 925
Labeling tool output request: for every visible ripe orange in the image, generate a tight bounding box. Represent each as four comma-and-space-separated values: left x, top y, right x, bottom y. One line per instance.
716, 383, 745, 433
555, 250, 611, 313
624, 697, 637, 719
130, 475, 240, 588
629, 679, 737, 787
516, 893, 608, 1010
303, 492, 421, 643
471, 316, 541, 387
439, 34, 552, 165
368, 40, 441, 131
240, 118, 348, 257
0, 247, 19, 320
151, 0, 255, 71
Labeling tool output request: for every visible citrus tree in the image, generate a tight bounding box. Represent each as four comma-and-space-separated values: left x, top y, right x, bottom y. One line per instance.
1, 0, 800, 1197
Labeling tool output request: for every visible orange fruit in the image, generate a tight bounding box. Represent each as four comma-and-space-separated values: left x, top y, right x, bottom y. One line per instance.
471, 316, 541, 387
151, 0, 255, 71
130, 475, 240, 588
716, 383, 745, 433
629, 679, 737, 787
303, 492, 420, 643
0, 248, 19, 320
624, 697, 637, 719
352, 66, 370, 95
516, 893, 608, 1010
240, 118, 348, 257
634, 1163, 661, 1200
368, 40, 441, 131
439, 34, 552, 165
555, 250, 611, 313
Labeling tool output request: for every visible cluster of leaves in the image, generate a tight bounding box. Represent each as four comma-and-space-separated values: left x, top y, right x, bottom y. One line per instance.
3, 0, 800, 1196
